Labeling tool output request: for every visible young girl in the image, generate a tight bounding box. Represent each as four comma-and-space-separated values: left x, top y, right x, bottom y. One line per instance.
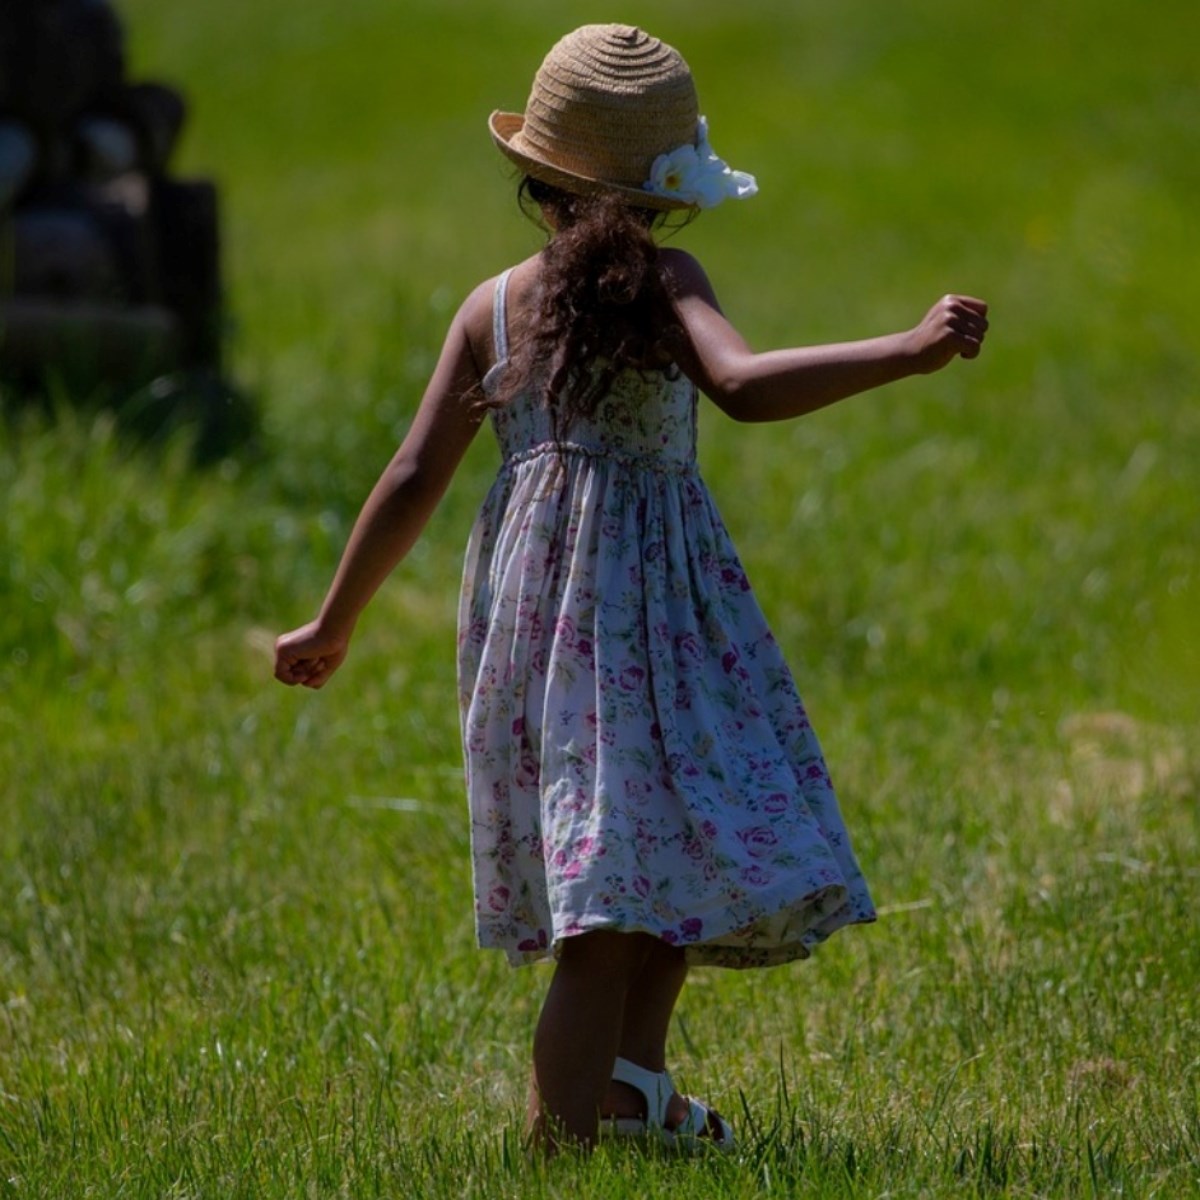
274, 23, 988, 1152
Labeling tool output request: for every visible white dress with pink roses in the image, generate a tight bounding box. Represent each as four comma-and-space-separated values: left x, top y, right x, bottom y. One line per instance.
457, 269, 876, 967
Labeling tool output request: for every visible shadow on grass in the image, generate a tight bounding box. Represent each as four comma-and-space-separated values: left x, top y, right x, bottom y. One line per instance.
1, 365, 260, 466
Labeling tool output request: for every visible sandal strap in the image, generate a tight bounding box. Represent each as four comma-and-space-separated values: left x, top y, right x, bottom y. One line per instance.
680, 1096, 733, 1144
609, 1057, 735, 1151
611, 1056, 675, 1126
677, 1096, 709, 1138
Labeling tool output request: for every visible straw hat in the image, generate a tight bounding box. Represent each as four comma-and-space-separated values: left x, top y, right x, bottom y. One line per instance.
489, 24, 701, 212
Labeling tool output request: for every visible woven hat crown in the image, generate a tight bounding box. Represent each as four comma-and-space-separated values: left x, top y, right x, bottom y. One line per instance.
490, 24, 700, 209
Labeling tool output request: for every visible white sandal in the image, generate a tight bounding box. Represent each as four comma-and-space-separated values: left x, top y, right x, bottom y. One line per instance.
602, 1056, 735, 1152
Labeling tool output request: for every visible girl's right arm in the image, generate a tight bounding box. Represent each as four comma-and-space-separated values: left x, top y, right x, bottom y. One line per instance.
661, 249, 988, 423
273, 283, 491, 689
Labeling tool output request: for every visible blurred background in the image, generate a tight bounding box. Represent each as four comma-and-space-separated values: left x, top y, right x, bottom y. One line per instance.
111, 0, 1198, 716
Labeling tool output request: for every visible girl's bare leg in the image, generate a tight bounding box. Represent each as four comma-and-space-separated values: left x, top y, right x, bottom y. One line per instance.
527, 930, 655, 1152
603, 939, 694, 1126
615, 939, 688, 1071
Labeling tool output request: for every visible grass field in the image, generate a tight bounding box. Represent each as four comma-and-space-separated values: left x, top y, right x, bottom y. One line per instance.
2, 0, 1198, 1195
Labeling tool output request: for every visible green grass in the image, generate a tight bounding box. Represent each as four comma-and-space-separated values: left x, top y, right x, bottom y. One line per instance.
2, 0, 1198, 1195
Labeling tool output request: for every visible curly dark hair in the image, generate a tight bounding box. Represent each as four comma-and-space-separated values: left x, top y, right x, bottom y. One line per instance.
489, 177, 689, 431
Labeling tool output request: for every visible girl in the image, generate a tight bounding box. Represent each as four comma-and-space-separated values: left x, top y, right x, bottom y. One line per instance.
274, 24, 988, 1153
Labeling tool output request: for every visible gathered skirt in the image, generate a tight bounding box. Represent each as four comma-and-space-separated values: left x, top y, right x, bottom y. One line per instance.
456, 441, 876, 968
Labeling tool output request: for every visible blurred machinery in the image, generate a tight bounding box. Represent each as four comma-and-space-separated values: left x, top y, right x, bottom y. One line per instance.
1, 0, 245, 451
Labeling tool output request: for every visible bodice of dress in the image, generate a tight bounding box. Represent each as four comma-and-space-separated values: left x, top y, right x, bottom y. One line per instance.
482, 267, 698, 474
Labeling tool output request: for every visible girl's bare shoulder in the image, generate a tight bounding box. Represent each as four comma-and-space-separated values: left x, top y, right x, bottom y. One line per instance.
460, 254, 542, 370
658, 247, 720, 307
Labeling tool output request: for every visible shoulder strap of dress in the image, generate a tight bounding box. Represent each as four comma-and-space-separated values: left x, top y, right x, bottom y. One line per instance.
492, 267, 514, 364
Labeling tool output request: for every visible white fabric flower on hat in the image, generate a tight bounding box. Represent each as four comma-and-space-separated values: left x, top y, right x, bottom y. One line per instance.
644, 116, 758, 209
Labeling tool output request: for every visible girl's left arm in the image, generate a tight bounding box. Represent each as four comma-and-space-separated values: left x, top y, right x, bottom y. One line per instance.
273, 285, 489, 689
660, 250, 988, 423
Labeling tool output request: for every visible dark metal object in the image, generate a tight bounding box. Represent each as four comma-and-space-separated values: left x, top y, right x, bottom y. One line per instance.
1, 0, 250, 455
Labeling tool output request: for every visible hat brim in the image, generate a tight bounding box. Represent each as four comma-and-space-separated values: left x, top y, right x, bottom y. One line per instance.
488, 111, 695, 213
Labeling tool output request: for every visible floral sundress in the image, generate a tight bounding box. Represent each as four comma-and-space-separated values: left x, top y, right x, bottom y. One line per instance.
457, 268, 876, 967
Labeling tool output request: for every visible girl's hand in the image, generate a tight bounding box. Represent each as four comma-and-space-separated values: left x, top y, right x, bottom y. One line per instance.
273, 621, 351, 689
907, 295, 989, 374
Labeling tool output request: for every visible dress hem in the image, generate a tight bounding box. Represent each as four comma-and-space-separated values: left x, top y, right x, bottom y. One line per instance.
478, 903, 879, 970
